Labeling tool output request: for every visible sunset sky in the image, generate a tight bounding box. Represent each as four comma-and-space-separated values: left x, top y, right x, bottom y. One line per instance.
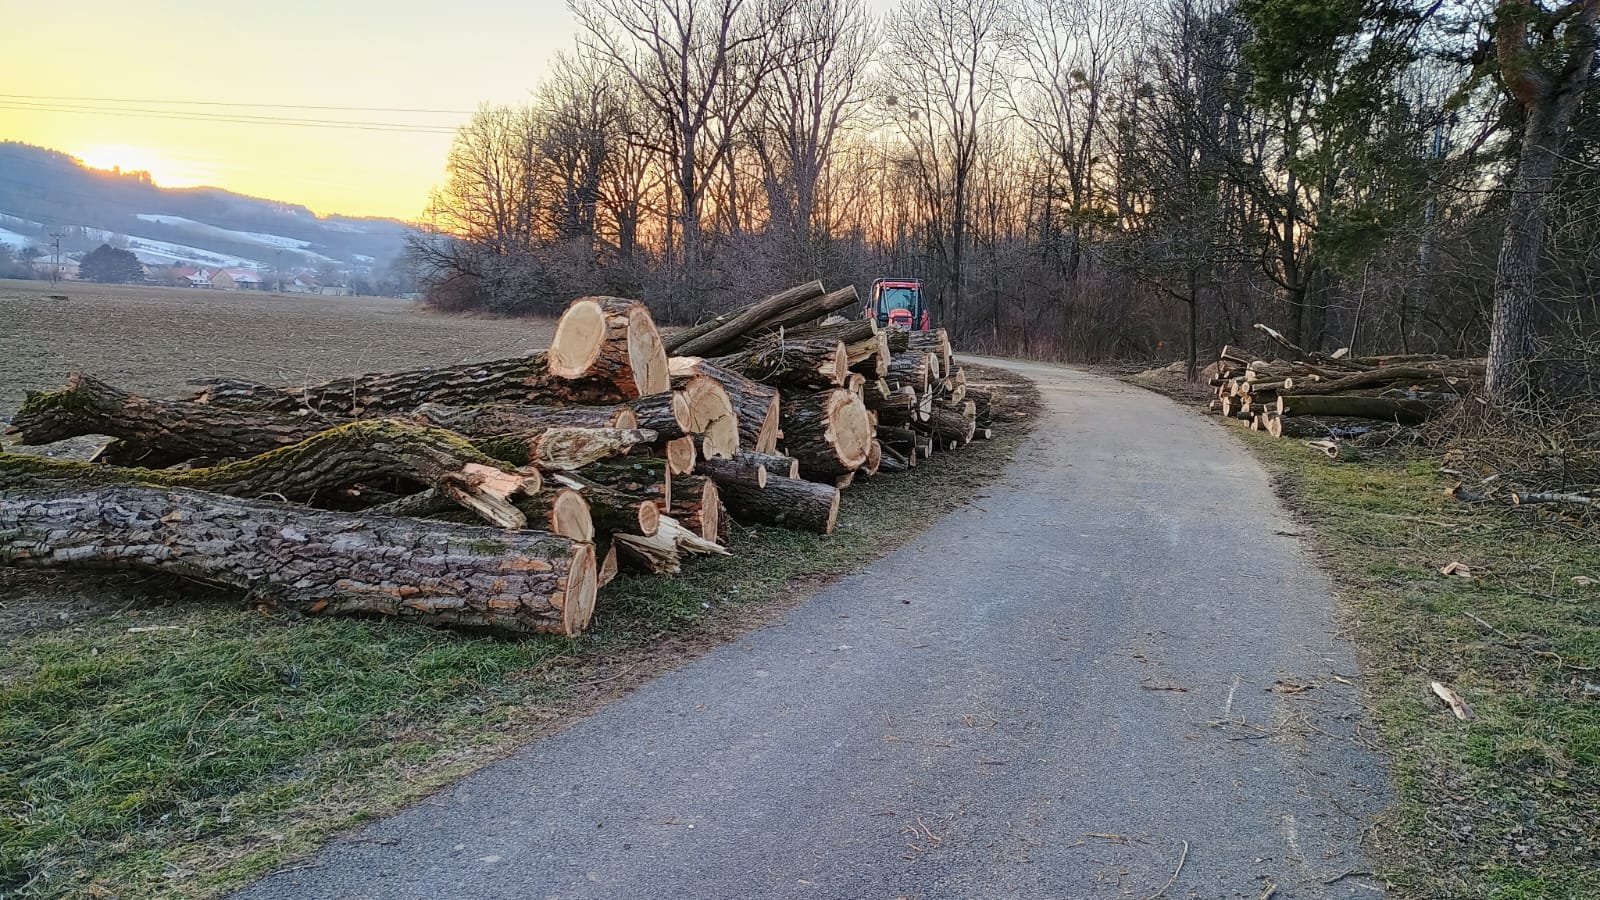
0, 0, 577, 221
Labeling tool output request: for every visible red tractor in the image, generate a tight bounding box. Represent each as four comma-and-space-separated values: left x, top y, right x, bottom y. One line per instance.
865, 278, 931, 330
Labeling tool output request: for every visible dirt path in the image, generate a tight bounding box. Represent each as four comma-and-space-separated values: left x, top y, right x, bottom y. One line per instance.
230, 357, 1386, 898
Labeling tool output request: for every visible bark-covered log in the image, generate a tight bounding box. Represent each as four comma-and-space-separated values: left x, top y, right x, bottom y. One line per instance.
925, 401, 977, 446
411, 402, 638, 435
0, 420, 542, 529
707, 338, 848, 390
669, 474, 723, 543
669, 364, 773, 455
905, 328, 953, 373
665, 281, 824, 357
1278, 393, 1447, 424
1279, 363, 1484, 396
523, 427, 657, 470
544, 471, 662, 537
0, 485, 597, 636
887, 352, 932, 392
186, 352, 627, 416
548, 296, 670, 398
732, 450, 799, 480
864, 380, 919, 427
625, 391, 691, 441
663, 435, 698, 475
780, 388, 873, 479
738, 285, 861, 341
694, 455, 769, 491
713, 471, 841, 535
7, 373, 343, 460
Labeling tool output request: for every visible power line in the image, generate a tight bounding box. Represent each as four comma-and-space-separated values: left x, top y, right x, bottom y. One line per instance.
0, 93, 476, 115
0, 101, 461, 134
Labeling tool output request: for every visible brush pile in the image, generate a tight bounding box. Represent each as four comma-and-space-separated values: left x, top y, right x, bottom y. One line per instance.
0, 281, 995, 637
1208, 324, 1484, 448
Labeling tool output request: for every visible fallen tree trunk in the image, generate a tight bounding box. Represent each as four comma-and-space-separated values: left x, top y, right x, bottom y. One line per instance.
548, 296, 669, 398
715, 471, 841, 535
668, 474, 723, 542
0, 485, 597, 636
625, 391, 691, 441
669, 364, 771, 456
708, 338, 848, 391
780, 388, 873, 479
1278, 393, 1446, 424
186, 352, 627, 416
665, 281, 825, 357
7, 373, 343, 460
0, 419, 541, 529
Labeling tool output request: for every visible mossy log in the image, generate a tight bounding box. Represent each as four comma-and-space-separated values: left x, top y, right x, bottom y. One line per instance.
0, 420, 541, 529
707, 338, 848, 391
0, 485, 597, 636
548, 296, 669, 398
185, 351, 627, 416
780, 388, 873, 480
6, 373, 343, 461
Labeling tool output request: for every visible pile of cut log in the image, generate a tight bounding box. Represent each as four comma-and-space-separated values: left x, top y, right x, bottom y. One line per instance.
1209, 324, 1484, 440
0, 282, 994, 638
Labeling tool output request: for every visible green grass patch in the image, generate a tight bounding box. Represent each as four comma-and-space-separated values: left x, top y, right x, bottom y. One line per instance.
0, 367, 1039, 899
1241, 429, 1600, 899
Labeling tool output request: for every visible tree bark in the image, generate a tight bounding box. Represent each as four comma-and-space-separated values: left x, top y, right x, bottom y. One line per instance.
708, 338, 848, 391
548, 296, 669, 397
0, 419, 542, 529
669, 364, 774, 455
186, 352, 628, 416
715, 471, 840, 535
0, 485, 597, 636
780, 388, 873, 479
665, 281, 825, 356
7, 373, 343, 460
1278, 394, 1446, 424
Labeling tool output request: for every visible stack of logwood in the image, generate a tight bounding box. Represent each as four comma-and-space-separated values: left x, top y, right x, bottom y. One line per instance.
1207, 324, 1483, 438
0, 282, 996, 639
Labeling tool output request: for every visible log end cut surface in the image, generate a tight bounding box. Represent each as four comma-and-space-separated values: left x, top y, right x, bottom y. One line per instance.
561, 542, 598, 636
627, 305, 670, 396
548, 298, 610, 379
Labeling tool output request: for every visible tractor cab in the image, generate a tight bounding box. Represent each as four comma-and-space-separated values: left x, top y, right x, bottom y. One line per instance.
866, 279, 930, 331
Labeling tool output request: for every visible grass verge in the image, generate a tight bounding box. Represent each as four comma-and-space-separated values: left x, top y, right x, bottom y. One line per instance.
0, 365, 1040, 900
1235, 425, 1600, 899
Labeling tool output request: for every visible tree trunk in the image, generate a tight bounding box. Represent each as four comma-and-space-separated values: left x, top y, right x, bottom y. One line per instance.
0, 419, 541, 529
668, 364, 773, 455
186, 352, 628, 416
0, 485, 597, 636
668, 474, 722, 543
625, 391, 691, 441
7, 373, 344, 460
1278, 394, 1446, 424
548, 296, 669, 398
708, 338, 848, 390
665, 281, 824, 356
715, 472, 840, 535
780, 388, 872, 479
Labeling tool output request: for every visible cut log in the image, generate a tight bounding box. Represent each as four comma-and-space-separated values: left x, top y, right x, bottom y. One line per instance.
732, 450, 800, 480
780, 388, 873, 479
411, 402, 638, 435
708, 338, 848, 390
625, 391, 692, 441
663, 435, 698, 475
186, 352, 628, 416
544, 472, 662, 537
664, 281, 824, 357
548, 296, 669, 397
524, 427, 656, 470
715, 470, 840, 535
566, 456, 670, 510
613, 515, 728, 574
668, 364, 773, 455
669, 474, 723, 542
7, 373, 343, 462
926, 401, 977, 445
0, 420, 541, 529
1279, 394, 1445, 424
0, 485, 597, 636
888, 352, 932, 391
694, 455, 769, 491
371, 484, 596, 543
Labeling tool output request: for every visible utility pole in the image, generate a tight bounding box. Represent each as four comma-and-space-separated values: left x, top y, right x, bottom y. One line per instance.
49, 232, 61, 283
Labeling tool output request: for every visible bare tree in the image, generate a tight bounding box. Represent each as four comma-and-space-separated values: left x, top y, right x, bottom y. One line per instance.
1487, 0, 1600, 399
570, 0, 799, 267
881, 0, 1014, 333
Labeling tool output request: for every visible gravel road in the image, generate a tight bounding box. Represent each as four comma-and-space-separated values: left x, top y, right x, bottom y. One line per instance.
234, 357, 1390, 900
